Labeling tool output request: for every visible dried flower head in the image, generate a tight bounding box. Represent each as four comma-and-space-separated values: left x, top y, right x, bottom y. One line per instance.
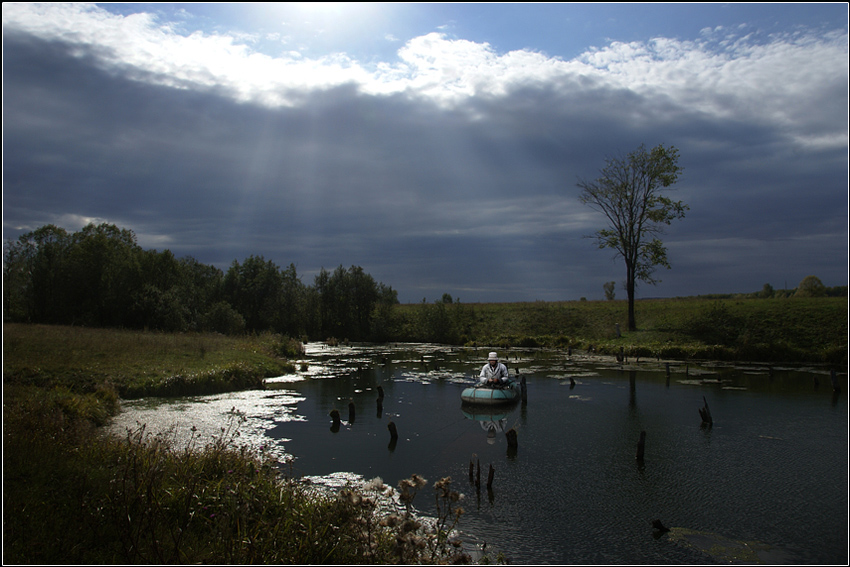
363, 477, 386, 491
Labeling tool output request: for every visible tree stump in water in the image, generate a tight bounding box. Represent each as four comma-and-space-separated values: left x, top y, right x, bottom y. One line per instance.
506, 428, 518, 448
387, 421, 399, 451
651, 519, 670, 533
699, 396, 713, 427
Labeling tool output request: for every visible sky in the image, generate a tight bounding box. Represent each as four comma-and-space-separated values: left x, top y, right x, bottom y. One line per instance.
3, 3, 848, 304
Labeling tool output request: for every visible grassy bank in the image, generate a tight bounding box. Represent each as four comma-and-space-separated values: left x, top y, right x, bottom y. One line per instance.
3, 401, 469, 564
2, 323, 300, 398
3, 324, 472, 564
396, 296, 848, 366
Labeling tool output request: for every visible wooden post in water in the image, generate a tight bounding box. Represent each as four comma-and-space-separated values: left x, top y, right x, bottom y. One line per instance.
469, 459, 474, 483
387, 421, 399, 451
699, 396, 713, 427
377, 385, 384, 400
348, 401, 355, 423
330, 409, 341, 433
636, 431, 646, 461
487, 464, 495, 490
476, 459, 481, 489
506, 428, 518, 449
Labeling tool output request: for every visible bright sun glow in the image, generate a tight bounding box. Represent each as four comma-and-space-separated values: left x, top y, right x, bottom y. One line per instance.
255, 2, 385, 50
265, 2, 376, 23
292, 2, 350, 14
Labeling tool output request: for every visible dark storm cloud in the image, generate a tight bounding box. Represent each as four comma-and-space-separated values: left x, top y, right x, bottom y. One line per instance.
3, 27, 847, 302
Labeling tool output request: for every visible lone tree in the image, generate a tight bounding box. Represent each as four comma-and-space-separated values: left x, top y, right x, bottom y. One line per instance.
578, 144, 687, 331
795, 275, 826, 297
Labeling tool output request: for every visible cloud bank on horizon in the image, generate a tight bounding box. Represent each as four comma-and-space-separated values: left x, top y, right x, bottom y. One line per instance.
3, 3, 847, 303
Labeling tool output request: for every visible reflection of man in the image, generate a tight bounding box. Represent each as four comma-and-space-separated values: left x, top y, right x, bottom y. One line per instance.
481, 417, 509, 444
479, 352, 509, 387
479, 418, 509, 433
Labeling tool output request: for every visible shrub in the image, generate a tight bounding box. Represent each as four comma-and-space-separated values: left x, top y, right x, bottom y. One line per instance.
795, 275, 827, 298
202, 301, 246, 335
273, 335, 305, 359
683, 302, 745, 346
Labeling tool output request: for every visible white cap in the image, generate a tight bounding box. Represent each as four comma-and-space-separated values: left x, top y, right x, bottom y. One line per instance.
488, 351, 498, 360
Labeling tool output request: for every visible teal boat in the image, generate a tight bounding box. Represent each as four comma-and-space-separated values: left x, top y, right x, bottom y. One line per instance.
460, 380, 520, 405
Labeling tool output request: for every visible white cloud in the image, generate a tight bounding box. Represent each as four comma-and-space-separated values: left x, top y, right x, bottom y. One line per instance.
4, 2, 846, 147
576, 30, 848, 148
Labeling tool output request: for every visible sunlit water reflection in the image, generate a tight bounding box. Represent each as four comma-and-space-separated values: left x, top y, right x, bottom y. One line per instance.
108, 343, 848, 564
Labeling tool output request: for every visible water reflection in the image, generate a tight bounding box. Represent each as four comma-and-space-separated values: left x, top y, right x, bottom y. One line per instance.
461, 405, 512, 444
108, 342, 847, 565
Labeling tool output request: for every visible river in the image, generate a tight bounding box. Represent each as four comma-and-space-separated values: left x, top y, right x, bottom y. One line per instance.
108, 342, 848, 564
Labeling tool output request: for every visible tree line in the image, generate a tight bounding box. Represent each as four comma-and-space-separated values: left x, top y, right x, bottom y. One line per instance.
3, 223, 399, 341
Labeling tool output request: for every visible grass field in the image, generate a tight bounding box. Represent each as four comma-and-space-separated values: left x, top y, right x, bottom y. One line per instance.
2, 323, 298, 398
395, 296, 847, 365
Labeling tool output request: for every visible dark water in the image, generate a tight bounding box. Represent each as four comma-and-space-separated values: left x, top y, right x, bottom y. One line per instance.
112, 343, 848, 564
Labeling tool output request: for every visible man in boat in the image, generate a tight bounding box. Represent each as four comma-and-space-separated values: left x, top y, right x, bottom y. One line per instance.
479, 352, 510, 387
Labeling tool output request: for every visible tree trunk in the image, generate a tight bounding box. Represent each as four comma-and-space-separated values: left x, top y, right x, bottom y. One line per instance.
626, 262, 637, 331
